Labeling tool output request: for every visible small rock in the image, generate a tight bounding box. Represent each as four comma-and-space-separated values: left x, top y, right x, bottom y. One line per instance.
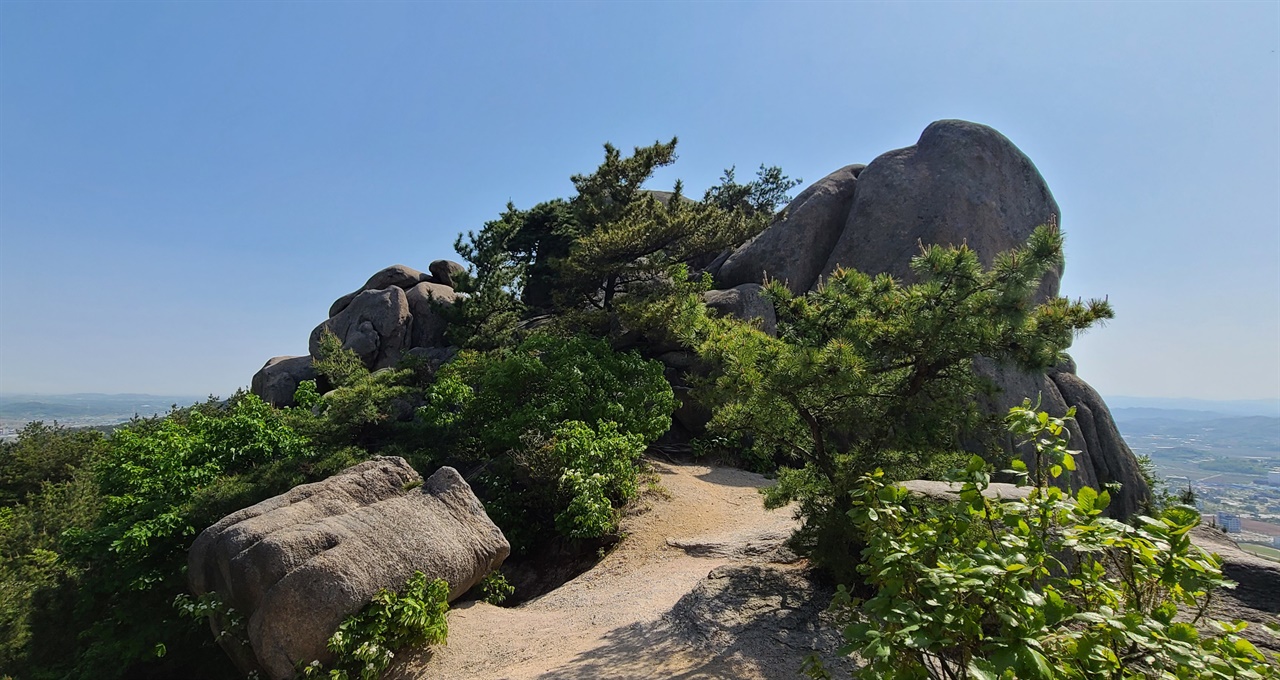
429, 260, 467, 288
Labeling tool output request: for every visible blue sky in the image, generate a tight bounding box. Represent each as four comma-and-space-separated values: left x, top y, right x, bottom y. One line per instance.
1, 2, 1276, 400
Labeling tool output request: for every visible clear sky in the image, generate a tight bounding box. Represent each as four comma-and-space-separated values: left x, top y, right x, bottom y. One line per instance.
1, 2, 1276, 401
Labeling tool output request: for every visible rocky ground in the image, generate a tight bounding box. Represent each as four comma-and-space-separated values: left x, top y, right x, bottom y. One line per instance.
390, 459, 855, 680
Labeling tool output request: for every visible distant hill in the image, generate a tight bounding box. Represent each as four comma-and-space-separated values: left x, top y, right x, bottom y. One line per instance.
1105, 396, 1280, 418
0, 393, 205, 429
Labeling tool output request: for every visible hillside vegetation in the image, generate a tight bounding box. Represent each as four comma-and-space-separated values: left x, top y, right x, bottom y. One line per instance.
2, 138, 1274, 679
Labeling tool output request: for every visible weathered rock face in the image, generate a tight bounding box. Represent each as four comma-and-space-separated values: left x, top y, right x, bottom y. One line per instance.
702, 283, 777, 337
717, 164, 863, 294
250, 355, 317, 409
701, 119, 1147, 514
819, 119, 1061, 301
1046, 367, 1148, 518
188, 458, 510, 680
971, 356, 1148, 517
1191, 526, 1280, 616
309, 287, 413, 371
405, 281, 457, 349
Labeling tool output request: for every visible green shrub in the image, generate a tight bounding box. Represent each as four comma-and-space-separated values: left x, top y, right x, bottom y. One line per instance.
418, 333, 674, 549
549, 420, 647, 538
301, 571, 449, 680
477, 571, 515, 605
808, 405, 1279, 679
0, 394, 328, 680
422, 333, 674, 452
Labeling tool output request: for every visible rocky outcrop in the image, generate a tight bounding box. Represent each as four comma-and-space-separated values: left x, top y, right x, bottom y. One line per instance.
309, 287, 413, 371
819, 119, 1061, 301
250, 355, 316, 409
702, 283, 777, 337
1046, 368, 1148, 518
706, 119, 1147, 514
428, 259, 466, 288
251, 261, 464, 406
716, 164, 863, 294
329, 264, 430, 318
188, 458, 509, 680
1191, 526, 1280, 615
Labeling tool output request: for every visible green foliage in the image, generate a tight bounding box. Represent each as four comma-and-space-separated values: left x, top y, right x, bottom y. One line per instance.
419, 333, 673, 548
289, 332, 428, 458
0, 463, 101, 676
812, 406, 1278, 679
313, 327, 370, 389
0, 422, 107, 507
449, 139, 796, 348
422, 334, 674, 454
702, 163, 802, 217
548, 420, 647, 538
557, 141, 784, 318
477, 571, 515, 606
0, 394, 329, 680
685, 225, 1113, 580
302, 571, 449, 680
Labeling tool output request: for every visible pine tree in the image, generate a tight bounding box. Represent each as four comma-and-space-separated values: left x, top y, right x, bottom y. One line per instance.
683, 225, 1113, 579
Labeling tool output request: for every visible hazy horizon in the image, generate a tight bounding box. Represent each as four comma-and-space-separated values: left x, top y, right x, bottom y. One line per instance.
1, 2, 1276, 400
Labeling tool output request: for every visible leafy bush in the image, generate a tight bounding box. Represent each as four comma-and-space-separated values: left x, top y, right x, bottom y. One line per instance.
419, 333, 673, 549
807, 405, 1278, 679
547, 420, 647, 538
476, 571, 515, 605
422, 333, 674, 452
0, 394, 338, 680
301, 571, 449, 680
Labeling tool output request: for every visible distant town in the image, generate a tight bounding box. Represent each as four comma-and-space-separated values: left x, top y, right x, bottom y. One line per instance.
1112, 401, 1280, 562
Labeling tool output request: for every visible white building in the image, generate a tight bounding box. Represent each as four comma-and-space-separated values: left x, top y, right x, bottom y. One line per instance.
1217, 513, 1242, 533
1268, 469, 1280, 486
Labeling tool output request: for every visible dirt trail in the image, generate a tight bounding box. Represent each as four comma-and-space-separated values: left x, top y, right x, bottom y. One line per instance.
389, 459, 836, 680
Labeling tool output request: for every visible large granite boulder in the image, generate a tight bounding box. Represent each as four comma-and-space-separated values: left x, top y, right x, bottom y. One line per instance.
309, 287, 413, 371
188, 458, 510, 680
717, 164, 863, 294
702, 283, 777, 337
819, 120, 1061, 301
250, 355, 316, 409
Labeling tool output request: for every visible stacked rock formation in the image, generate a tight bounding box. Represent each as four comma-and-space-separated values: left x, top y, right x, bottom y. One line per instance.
251, 260, 464, 407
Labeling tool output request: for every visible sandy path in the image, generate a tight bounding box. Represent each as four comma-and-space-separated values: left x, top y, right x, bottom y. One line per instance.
389, 460, 806, 680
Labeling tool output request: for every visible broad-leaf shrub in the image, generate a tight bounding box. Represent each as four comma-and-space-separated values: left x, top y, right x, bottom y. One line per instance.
419, 333, 674, 549
812, 405, 1278, 679
547, 420, 646, 538
422, 333, 673, 452
301, 571, 449, 680
0, 395, 336, 679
